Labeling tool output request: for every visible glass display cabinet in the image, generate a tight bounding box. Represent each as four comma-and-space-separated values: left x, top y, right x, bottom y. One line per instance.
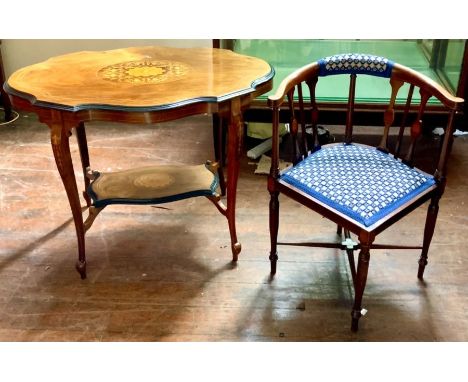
420, 39, 466, 95
217, 39, 467, 129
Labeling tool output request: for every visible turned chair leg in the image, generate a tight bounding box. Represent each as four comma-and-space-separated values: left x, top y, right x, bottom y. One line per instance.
418, 197, 440, 279
351, 237, 372, 332
269, 191, 279, 275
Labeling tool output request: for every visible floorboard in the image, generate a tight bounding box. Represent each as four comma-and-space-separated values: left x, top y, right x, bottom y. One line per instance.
0, 112, 467, 341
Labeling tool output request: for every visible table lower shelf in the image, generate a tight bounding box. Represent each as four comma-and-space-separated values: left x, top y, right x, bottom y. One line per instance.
87, 162, 219, 208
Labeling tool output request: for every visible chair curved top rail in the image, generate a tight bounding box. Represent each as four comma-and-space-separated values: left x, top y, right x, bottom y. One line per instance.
318, 53, 394, 78
268, 53, 464, 110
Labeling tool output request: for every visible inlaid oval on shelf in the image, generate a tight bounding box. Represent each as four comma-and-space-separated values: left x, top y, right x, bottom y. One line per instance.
88, 164, 219, 207
132, 172, 175, 189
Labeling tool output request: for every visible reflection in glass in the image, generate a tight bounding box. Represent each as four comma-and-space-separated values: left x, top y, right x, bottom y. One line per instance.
441, 39, 465, 91
230, 39, 465, 105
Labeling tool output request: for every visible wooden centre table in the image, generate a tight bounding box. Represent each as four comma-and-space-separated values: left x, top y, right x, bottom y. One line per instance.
4, 46, 274, 278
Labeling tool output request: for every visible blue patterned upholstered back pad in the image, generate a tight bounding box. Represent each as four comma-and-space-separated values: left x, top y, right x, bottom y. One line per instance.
318, 53, 394, 78
281, 144, 435, 227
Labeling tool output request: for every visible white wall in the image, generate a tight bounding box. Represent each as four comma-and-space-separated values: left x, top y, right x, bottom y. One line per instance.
2, 39, 212, 78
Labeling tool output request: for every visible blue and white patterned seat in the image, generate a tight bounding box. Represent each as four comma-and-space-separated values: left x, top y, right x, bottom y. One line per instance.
280, 144, 436, 227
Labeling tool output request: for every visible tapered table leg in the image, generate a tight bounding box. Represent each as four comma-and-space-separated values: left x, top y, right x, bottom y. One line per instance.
49, 113, 87, 279
212, 113, 227, 196
75, 122, 92, 207
225, 99, 243, 261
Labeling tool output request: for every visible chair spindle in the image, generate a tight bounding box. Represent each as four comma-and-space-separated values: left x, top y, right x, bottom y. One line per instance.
306, 77, 319, 151
394, 84, 415, 158
297, 83, 308, 157
404, 89, 431, 165
287, 89, 299, 162
378, 78, 403, 152
345, 74, 357, 144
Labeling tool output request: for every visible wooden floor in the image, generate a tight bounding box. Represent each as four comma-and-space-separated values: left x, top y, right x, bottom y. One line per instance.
0, 111, 467, 341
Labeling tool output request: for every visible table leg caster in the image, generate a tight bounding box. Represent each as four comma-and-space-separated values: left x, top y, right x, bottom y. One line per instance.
351, 309, 362, 332
75, 260, 87, 279
269, 252, 278, 275
231, 242, 241, 262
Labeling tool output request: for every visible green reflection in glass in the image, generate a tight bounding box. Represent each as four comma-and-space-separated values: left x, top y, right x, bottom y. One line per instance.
232, 39, 460, 105
442, 39, 464, 91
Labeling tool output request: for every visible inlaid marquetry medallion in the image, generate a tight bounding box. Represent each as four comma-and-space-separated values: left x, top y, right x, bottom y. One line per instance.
90, 164, 217, 201
98, 60, 191, 84
133, 173, 175, 189
93, 170, 176, 199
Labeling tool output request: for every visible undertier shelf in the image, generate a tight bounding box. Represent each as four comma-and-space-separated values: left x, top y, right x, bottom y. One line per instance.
87, 163, 219, 208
